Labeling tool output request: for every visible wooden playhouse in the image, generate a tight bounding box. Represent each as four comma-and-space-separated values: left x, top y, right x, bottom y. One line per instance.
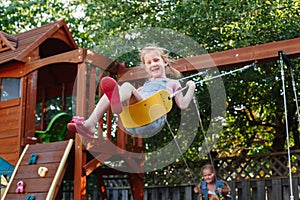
0, 19, 146, 200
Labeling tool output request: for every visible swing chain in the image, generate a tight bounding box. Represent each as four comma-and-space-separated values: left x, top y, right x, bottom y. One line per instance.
169, 62, 257, 99
194, 62, 256, 86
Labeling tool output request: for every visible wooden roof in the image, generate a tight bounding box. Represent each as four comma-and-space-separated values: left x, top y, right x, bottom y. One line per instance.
0, 19, 77, 65
0, 31, 18, 52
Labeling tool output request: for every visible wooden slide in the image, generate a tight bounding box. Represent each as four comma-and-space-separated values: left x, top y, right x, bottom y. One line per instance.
1, 139, 73, 200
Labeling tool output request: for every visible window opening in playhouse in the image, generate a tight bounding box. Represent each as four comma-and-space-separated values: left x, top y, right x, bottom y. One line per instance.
0, 78, 20, 101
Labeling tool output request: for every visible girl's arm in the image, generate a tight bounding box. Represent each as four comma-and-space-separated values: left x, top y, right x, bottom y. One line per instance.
172, 80, 196, 110
193, 183, 201, 193
217, 181, 231, 195
221, 182, 231, 194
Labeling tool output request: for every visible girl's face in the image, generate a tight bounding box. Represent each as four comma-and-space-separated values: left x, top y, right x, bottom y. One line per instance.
143, 51, 167, 79
202, 169, 215, 184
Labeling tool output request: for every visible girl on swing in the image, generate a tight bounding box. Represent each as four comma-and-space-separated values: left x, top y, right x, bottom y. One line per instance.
194, 164, 232, 200
67, 45, 196, 138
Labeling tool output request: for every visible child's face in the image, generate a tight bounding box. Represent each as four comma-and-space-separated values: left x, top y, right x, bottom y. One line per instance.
202, 169, 215, 184
143, 51, 166, 79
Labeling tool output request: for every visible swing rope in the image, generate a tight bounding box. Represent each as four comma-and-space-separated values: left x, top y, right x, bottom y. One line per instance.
279, 51, 300, 125
163, 57, 297, 196
169, 62, 257, 99
164, 95, 218, 187
278, 51, 296, 200
192, 96, 216, 173
177, 69, 208, 82
165, 62, 257, 185
164, 118, 198, 185
290, 67, 300, 126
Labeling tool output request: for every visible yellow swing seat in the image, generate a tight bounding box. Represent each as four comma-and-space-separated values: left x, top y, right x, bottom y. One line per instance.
119, 90, 173, 128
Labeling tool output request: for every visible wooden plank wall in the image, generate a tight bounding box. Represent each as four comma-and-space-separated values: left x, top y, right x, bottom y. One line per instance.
0, 98, 22, 165
4, 140, 72, 199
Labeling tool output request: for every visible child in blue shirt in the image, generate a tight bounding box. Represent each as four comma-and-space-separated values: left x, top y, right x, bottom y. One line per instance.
194, 164, 232, 200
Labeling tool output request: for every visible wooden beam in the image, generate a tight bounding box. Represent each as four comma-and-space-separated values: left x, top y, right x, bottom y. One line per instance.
24, 49, 85, 75
180, 37, 300, 71
84, 49, 115, 71
0, 49, 85, 78
0, 62, 25, 78
117, 37, 300, 81
82, 153, 112, 176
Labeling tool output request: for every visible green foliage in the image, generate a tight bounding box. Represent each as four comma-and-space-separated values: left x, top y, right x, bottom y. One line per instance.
1, 0, 300, 161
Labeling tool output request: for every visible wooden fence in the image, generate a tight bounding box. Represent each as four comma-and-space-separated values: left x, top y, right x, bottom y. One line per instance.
228, 177, 300, 200
59, 176, 300, 200
59, 150, 300, 199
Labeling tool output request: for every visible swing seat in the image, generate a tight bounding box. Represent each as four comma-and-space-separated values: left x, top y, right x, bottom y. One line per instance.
119, 90, 173, 128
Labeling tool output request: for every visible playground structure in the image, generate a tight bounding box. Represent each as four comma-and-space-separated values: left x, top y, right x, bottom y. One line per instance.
0, 19, 299, 199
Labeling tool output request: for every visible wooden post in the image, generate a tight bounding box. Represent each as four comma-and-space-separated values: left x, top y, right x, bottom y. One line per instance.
24, 71, 38, 138
74, 62, 88, 200
128, 173, 144, 200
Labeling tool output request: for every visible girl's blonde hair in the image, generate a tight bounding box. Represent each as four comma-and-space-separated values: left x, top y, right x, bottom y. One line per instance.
201, 164, 215, 175
139, 45, 182, 78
